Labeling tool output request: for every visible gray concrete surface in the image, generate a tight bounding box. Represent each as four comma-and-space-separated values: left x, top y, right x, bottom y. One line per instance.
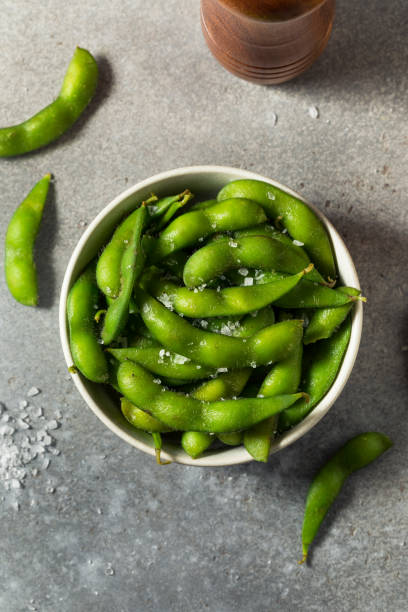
0, 1, 407, 610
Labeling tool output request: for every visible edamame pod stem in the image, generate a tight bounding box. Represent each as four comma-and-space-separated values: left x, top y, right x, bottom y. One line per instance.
108, 346, 215, 381
183, 236, 325, 288
5, 174, 51, 306
117, 360, 304, 432
303, 287, 360, 344
137, 290, 304, 368
244, 340, 303, 462
301, 432, 393, 562
181, 368, 251, 458
101, 204, 147, 345
217, 180, 336, 280
147, 190, 191, 224
279, 316, 352, 430
147, 265, 312, 318
0, 48, 98, 157
96, 195, 157, 298
67, 261, 109, 383
155, 190, 193, 230
148, 199, 267, 262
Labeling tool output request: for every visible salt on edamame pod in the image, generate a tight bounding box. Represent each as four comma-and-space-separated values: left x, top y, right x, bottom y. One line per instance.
0, 48, 98, 157
67, 261, 109, 383
5, 174, 51, 306
137, 290, 304, 369
301, 432, 393, 562
217, 179, 336, 280
117, 360, 305, 433
279, 316, 352, 430
146, 265, 313, 318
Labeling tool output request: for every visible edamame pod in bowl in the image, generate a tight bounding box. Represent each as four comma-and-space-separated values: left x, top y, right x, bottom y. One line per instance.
60, 166, 363, 466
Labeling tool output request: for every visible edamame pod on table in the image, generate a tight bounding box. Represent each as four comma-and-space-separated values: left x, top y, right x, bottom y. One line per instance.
217, 179, 336, 280
117, 360, 304, 432
279, 316, 352, 430
136, 290, 304, 369
146, 265, 312, 318
148, 199, 267, 262
182, 236, 325, 288
301, 432, 393, 563
5, 174, 51, 306
67, 261, 109, 383
0, 47, 98, 157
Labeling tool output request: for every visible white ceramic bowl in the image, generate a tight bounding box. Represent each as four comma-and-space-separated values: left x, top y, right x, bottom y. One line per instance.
59, 166, 363, 467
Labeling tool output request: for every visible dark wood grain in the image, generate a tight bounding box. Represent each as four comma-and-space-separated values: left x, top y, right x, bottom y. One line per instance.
201, 0, 335, 84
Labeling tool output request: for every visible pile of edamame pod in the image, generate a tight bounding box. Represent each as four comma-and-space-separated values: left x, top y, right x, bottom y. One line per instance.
67, 178, 365, 463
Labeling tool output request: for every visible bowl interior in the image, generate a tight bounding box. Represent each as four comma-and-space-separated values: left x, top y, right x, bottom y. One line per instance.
59, 166, 362, 467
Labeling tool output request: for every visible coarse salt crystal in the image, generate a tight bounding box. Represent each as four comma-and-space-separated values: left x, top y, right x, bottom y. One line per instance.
27, 387, 40, 397
18, 400, 28, 410
270, 112, 278, 127
238, 268, 248, 276
308, 105, 319, 119
243, 278, 254, 286
46, 420, 58, 430
293, 239, 304, 247
267, 191, 276, 200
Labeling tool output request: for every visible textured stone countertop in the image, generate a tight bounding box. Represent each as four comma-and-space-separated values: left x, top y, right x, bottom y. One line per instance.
0, 1, 407, 610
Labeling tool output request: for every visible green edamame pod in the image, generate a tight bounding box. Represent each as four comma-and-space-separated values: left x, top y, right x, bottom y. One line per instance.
244, 340, 303, 462
5, 174, 51, 306
155, 190, 193, 230
147, 190, 190, 224
303, 287, 361, 344
181, 431, 214, 458
279, 316, 352, 430
301, 432, 393, 562
217, 179, 336, 280
67, 262, 109, 383
235, 223, 310, 263
117, 360, 304, 432
107, 346, 215, 381
181, 368, 251, 458
213, 308, 275, 338
183, 236, 324, 288
121, 397, 172, 432
274, 283, 361, 309
137, 290, 304, 369
149, 199, 267, 262
96, 195, 157, 298
218, 432, 243, 446
189, 199, 217, 210
0, 48, 98, 157
147, 265, 311, 318
101, 204, 147, 345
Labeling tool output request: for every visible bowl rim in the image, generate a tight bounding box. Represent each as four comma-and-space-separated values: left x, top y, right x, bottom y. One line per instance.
59, 165, 363, 467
